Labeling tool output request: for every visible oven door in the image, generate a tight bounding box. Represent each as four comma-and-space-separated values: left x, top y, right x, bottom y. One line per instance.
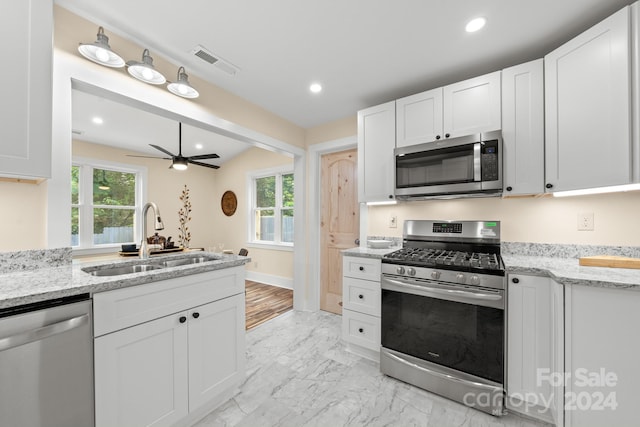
381, 275, 504, 384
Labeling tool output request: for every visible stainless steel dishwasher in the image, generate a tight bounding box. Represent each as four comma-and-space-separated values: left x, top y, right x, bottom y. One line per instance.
0, 294, 94, 427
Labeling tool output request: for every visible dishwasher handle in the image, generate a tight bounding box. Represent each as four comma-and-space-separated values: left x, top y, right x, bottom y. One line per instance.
0, 314, 89, 352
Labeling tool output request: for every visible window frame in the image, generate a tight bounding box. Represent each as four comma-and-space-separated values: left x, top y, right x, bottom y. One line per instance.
246, 165, 294, 251
72, 156, 147, 255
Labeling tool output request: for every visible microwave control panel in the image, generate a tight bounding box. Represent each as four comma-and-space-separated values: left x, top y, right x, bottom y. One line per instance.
481, 140, 499, 181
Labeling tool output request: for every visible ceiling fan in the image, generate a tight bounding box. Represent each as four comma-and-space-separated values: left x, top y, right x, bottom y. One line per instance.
127, 122, 220, 170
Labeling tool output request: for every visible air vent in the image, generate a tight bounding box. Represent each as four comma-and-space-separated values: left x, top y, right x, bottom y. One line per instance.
190, 45, 239, 76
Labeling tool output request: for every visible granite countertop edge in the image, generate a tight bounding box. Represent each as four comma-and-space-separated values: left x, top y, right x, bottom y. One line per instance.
0, 253, 251, 309
342, 247, 640, 291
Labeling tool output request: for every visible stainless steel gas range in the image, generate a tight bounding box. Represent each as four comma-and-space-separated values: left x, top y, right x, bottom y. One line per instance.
380, 220, 506, 416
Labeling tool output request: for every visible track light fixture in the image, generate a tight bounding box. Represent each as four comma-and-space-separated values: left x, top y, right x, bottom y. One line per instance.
78, 26, 125, 68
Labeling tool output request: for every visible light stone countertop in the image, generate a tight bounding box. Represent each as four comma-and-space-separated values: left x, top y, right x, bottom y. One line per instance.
0, 252, 250, 309
341, 245, 400, 259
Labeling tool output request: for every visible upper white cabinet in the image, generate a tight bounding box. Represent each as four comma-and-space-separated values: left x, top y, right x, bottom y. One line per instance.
443, 71, 502, 139
396, 72, 501, 148
501, 59, 545, 196
0, 0, 52, 180
357, 101, 396, 202
545, 6, 633, 192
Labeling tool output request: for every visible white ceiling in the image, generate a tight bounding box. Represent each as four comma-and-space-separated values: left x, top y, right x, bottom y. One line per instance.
58, 0, 634, 129
72, 90, 250, 166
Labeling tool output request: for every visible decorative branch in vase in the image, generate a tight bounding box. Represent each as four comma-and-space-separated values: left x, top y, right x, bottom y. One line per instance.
177, 185, 192, 248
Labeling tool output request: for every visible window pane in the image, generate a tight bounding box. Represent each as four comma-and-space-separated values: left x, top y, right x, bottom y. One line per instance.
93, 208, 135, 244
71, 207, 79, 246
282, 173, 294, 207
256, 176, 275, 208
94, 169, 136, 206
281, 208, 294, 243
255, 209, 274, 241
71, 166, 79, 204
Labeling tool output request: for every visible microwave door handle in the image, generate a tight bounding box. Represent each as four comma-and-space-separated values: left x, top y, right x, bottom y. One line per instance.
382, 277, 502, 301
473, 143, 481, 181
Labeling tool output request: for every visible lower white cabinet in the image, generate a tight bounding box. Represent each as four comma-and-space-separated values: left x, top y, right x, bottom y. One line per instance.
342, 256, 381, 361
507, 274, 563, 426
94, 268, 246, 427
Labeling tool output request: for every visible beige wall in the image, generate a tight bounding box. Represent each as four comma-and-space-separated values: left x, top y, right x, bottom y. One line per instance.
212, 147, 294, 278
368, 193, 640, 246
0, 181, 48, 251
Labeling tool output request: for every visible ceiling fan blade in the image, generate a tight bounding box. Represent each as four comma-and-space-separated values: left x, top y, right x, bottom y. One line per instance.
189, 160, 220, 169
149, 144, 176, 157
126, 154, 171, 159
188, 153, 220, 160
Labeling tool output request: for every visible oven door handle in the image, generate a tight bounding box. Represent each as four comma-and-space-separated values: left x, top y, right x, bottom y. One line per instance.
382, 349, 503, 394
382, 277, 502, 302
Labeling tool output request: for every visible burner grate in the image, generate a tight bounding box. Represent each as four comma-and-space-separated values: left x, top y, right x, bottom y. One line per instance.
384, 248, 503, 271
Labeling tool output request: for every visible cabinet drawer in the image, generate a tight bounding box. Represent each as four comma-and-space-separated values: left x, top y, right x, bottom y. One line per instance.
93, 266, 244, 337
343, 256, 381, 281
343, 277, 380, 316
342, 309, 380, 352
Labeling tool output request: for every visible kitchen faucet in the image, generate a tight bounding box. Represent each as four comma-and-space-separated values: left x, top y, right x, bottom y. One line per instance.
139, 202, 164, 259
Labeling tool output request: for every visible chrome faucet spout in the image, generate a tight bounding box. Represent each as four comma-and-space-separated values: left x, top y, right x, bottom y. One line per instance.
140, 202, 164, 259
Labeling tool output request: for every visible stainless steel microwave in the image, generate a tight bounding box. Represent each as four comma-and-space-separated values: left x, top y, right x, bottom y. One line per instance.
394, 130, 502, 199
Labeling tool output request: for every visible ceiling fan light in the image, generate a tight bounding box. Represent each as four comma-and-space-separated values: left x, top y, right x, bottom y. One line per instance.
171, 157, 188, 170
168, 67, 199, 98
126, 49, 166, 84
78, 26, 125, 68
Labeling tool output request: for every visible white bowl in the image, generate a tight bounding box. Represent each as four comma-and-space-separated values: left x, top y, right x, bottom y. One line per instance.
367, 239, 393, 249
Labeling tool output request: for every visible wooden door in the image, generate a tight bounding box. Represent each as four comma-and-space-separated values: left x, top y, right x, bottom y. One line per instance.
321, 149, 359, 314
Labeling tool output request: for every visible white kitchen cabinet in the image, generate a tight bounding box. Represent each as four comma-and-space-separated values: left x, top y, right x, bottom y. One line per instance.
0, 0, 52, 180
564, 285, 640, 427
395, 71, 501, 148
443, 71, 501, 139
342, 255, 381, 361
507, 274, 563, 425
396, 88, 443, 147
501, 59, 545, 196
94, 268, 246, 427
545, 5, 633, 192
357, 101, 396, 202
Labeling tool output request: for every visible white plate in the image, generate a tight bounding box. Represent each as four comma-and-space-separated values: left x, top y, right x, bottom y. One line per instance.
367, 239, 393, 249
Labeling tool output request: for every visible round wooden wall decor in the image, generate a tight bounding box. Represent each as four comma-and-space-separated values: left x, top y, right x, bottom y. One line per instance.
221, 190, 237, 216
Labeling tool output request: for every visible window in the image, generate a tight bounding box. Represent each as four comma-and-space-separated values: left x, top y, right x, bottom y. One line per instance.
249, 167, 294, 247
72, 158, 146, 253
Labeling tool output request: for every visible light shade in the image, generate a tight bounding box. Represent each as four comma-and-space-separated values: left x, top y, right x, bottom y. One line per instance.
167, 67, 200, 98
78, 27, 125, 68
126, 49, 166, 85
171, 157, 188, 170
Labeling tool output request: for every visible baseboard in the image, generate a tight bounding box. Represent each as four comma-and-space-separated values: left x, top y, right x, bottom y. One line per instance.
245, 271, 293, 289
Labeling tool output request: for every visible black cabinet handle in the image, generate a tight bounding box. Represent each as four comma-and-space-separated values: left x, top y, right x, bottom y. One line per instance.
512, 277, 520, 284
359, 266, 364, 271
179, 316, 187, 323
388, 194, 394, 199
546, 183, 553, 189
358, 328, 364, 333
192, 312, 200, 319
358, 294, 364, 299
506, 186, 513, 192
445, 133, 450, 138
435, 135, 441, 140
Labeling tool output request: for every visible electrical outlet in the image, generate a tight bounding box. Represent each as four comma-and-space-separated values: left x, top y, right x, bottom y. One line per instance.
578, 212, 594, 231
389, 215, 397, 228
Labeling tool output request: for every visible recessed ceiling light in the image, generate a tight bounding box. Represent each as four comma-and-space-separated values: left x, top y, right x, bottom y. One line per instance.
465, 17, 486, 33
92, 117, 104, 125
195, 143, 203, 150
309, 83, 322, 93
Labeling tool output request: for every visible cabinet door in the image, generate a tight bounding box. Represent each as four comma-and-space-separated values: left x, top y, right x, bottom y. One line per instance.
396, 88, 443, 147
507, 275, 552, 414
188, 293, 246, 412
545, 6, 631, 192
0, 0, 52, 179
443, 71, 501, 138
95, 313, 189, 427
357, 101, 396, 202
502, 59, 545, 196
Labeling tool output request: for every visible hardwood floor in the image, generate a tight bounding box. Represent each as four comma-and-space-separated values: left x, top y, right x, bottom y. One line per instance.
245, 280, 293, 330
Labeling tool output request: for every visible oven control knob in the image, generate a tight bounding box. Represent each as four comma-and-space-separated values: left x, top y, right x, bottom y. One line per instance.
396, 266, 405, 275
470, 275, 480, 285
430, 271, 441, 280
456, 273, 466, 283
407, 267, 416, 276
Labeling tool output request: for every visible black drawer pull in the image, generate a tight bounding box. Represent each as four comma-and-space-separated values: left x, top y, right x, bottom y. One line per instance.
358, 328, 364, 333
358, 294, 364, 299
512, 277, 520, 284
359, 266, 364, 271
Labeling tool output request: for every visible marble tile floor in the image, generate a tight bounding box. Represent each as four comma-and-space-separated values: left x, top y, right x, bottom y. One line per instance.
194, 310, 549, 427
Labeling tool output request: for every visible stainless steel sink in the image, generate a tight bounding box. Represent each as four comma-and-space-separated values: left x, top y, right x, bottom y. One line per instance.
84, 264, 164, 276
157, 255, 218, 268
